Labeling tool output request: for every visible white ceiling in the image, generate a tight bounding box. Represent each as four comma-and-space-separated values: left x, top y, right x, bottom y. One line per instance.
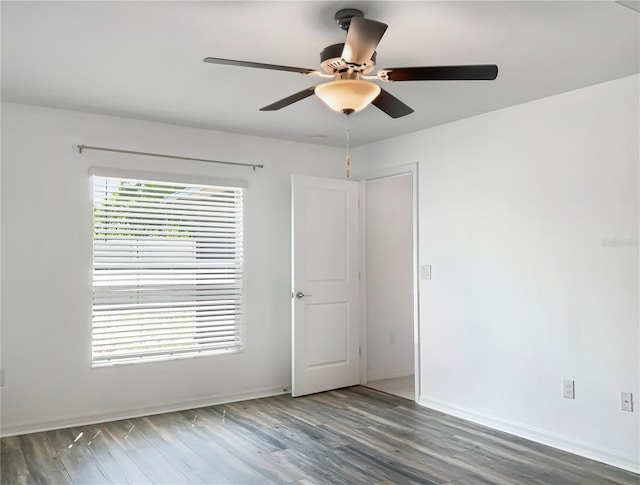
1, 1, 638, 147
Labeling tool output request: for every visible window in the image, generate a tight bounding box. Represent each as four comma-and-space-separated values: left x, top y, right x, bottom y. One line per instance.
92, 172, 244, 366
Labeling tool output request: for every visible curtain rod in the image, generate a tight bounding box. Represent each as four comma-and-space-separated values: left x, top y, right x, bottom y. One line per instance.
75, 144, 264, 171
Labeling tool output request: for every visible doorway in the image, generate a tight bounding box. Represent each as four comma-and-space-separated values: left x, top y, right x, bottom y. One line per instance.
362, 168, 418, 401
290, 170, 418, 400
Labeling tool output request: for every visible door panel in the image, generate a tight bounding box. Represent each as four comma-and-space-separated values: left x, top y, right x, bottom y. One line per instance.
292, 175, 359, 397
305, 303, 348, 367
304, 188, 348, 282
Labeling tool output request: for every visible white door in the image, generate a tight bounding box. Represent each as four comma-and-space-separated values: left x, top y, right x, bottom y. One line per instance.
291, 175, 360, 397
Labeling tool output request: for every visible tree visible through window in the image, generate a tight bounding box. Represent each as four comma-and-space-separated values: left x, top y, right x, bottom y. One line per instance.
92, 174, 244, 366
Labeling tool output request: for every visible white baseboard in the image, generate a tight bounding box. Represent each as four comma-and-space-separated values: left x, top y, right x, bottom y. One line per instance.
367, 371, 414, 382
1, 385, 289, 438
418, 396, 640, 474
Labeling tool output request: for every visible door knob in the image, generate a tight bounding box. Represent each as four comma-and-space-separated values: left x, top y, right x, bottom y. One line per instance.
295, 291, 311, 299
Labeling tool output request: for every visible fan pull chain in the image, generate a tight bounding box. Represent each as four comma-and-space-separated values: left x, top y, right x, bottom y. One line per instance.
345, 115, 351, 179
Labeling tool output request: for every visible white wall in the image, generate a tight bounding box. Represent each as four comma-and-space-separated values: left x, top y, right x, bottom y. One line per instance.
365, 174, 414, 381
0, 102, 344, 434
352, 75, 640, 472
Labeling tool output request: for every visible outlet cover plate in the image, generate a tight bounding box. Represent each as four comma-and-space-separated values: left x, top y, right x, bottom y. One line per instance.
563, 379, 575, 399
420, 265, 431, 280
621, 392, 633, 412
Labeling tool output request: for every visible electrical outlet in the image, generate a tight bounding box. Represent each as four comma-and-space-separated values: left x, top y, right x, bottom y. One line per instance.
563, 379, 575, 399
621, 392, 633, 412
420, 265, 431, 280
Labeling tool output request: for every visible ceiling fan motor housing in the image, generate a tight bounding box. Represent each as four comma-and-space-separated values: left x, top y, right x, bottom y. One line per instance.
335, 8, 364, 31
320, 43, 377, 75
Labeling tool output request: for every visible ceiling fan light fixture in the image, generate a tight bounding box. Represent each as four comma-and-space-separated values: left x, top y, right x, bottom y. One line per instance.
315, 79, 381, 114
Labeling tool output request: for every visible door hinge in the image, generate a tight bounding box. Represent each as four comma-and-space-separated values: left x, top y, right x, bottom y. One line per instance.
357, 271, 361, 281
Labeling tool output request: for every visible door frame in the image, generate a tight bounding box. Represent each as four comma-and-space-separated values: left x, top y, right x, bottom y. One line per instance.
355, 162, 420, 401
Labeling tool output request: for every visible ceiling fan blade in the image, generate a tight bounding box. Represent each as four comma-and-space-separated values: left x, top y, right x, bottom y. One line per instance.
204, 57, 319, 75
372, 89, 414, 118
378, 65, 498, 82
342, 16, 388, 66
259, 86, 317, 111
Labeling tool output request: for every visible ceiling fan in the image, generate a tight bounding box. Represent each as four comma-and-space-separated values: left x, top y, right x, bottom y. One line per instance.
204, 8, 498, 118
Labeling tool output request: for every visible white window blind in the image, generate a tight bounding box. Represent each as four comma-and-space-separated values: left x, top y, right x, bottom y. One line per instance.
92, 175, 244, 366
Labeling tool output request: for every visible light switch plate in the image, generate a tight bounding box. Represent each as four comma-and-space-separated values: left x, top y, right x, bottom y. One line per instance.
622, 392, 633, 412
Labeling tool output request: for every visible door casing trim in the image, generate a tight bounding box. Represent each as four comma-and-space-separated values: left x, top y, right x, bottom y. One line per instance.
355, 162, 420, 402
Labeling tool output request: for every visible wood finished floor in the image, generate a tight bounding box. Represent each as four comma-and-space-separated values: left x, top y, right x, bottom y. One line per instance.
1, 386, 638, 485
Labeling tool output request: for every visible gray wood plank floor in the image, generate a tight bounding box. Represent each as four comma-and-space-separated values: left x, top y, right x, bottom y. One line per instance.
1, 386, 638, 484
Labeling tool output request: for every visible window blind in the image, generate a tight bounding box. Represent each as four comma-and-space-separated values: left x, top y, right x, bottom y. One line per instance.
92, 175, 244, 366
